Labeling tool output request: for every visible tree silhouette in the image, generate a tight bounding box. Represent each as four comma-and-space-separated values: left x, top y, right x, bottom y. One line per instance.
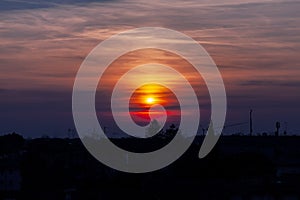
164, 124, 178, 139
145, 119, 162, 137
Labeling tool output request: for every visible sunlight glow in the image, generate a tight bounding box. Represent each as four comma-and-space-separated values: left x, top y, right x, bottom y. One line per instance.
146, 97, 155, 104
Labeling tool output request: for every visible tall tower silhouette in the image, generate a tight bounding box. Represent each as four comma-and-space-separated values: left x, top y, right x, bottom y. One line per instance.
275, 121, 280, 137
249, 109, 253, 136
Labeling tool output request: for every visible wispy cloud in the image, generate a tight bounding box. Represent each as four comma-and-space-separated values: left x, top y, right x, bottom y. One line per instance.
1, 0, 300, 135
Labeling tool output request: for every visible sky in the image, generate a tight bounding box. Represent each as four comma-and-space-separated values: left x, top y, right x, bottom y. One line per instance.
1, 0, 300, 137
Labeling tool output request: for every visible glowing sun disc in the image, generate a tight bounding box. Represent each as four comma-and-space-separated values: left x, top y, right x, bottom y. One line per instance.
146, 97, 155, 104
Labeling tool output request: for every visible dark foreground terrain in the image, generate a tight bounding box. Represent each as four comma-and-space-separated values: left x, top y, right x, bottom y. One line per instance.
0, 133, 300, 200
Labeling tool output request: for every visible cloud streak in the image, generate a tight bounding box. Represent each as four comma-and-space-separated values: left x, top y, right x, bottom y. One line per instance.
1, 0, 300, 136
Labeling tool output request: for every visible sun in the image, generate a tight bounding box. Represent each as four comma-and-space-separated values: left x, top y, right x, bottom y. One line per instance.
146, 97, 155, 104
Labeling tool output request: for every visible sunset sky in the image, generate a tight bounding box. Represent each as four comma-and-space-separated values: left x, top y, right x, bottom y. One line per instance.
1, 0, 300, 137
